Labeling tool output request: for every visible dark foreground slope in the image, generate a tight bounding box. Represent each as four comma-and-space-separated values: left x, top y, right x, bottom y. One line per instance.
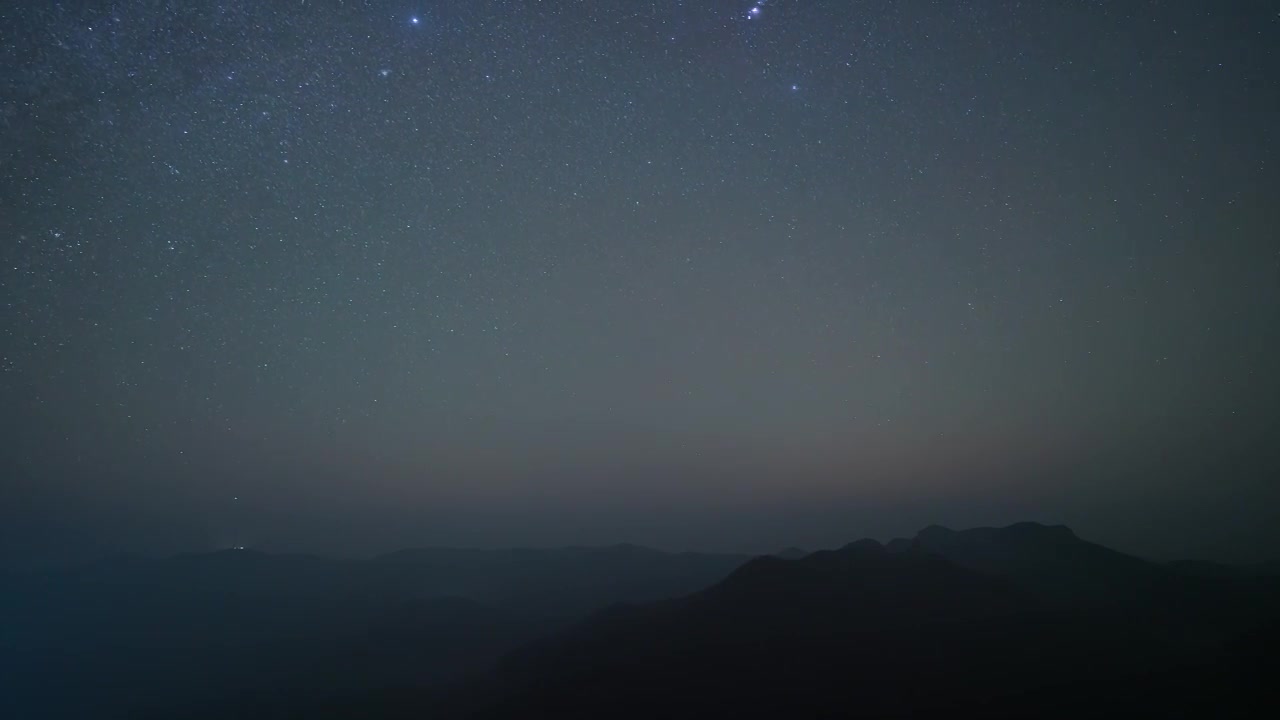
0, 545, 745, 719
5, 525, 1275, 719
458, 524, 1280, 719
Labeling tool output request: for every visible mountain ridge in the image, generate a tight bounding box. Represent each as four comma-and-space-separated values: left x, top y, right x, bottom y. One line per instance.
465, 522, 1280, 718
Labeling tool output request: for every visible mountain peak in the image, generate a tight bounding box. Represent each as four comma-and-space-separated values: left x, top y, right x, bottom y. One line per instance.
911, 521, 1165, 608
917, 522, 1077, 544
839, 538, 888, 554
1004, 521, 1077, 539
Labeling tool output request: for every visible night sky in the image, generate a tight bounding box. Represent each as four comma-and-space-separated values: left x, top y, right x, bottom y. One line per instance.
3, 1, 1278, 565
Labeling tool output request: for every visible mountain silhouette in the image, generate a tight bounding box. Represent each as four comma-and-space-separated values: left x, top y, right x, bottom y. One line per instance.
1, 544, 745, 719
467, 524, 1280, 719
905, 521, 1174, 608
6, 527, 1277, 719
697, 538, 1027, 627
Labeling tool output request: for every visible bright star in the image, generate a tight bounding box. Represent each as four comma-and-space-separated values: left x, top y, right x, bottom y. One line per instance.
410, 16, 420, 25
749, 7, 761, 18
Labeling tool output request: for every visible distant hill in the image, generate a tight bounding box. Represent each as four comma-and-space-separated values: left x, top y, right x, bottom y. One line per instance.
6, 527, 1277, 719
0, 544, 746, 719
369, 543, 747, 617
771, 546, 808, 559
906, 522, 1180, 608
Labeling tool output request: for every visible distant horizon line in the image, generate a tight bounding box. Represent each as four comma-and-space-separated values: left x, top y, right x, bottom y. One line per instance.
11, 521, 1278, 572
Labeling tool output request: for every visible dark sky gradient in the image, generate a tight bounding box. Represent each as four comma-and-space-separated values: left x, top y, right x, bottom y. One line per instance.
3, 1, 1278, 565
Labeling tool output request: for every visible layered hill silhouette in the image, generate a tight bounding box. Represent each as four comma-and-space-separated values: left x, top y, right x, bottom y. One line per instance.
1, 544, 745, 719
464, 523, 1280, 719
4, 524, 1277, 719
905, 522, 1175, 607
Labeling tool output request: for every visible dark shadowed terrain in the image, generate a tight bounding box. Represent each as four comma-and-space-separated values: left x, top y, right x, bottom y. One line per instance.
453, 524, 1280, 719
3, 524, 1277, 718
0, 544, 744, 718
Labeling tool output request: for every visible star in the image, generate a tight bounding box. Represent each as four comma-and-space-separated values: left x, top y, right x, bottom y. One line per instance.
5, 0, 1272, 588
